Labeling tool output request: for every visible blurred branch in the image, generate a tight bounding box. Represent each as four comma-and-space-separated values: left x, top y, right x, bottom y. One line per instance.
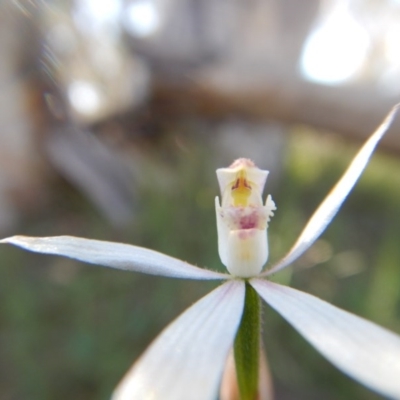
152, 72, 400, 153
46, 126, 136, 228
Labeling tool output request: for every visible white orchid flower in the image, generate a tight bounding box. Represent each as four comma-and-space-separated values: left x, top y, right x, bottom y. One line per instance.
2, 106, 400, 400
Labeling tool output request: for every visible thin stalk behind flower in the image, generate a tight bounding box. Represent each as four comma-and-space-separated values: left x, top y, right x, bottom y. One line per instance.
220, 345, 273, 400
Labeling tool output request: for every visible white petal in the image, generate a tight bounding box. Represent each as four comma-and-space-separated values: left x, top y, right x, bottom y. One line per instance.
264, 105, 400, 276
251, 279, 400, 399
112, 280, 245, 400
0, 236, 229, 280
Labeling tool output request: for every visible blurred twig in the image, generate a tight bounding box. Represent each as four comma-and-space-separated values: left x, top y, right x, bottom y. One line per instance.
152, 74, 400, 153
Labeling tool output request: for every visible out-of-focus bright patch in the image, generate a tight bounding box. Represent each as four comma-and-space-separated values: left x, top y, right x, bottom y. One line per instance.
299, 3, 369, 85
68, 80, 102, 115
123, 0, 160, 37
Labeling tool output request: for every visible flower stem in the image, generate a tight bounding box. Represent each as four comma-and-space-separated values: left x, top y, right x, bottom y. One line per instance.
234, 281, 261, 400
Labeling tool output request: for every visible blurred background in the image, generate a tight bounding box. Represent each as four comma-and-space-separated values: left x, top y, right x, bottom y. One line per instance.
0, 0, 400, 399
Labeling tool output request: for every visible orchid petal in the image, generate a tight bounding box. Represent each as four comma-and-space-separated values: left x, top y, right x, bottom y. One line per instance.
251, 279, 400, 399
0, 236, 229, 280
264, 105, 400, 276
112, 280, 245, 400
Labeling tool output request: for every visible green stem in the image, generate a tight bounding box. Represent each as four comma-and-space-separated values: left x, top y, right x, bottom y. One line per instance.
234, 281, 261, 400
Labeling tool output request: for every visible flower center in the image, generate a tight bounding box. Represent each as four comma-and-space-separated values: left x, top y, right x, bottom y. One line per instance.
231, 170, 252, 207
